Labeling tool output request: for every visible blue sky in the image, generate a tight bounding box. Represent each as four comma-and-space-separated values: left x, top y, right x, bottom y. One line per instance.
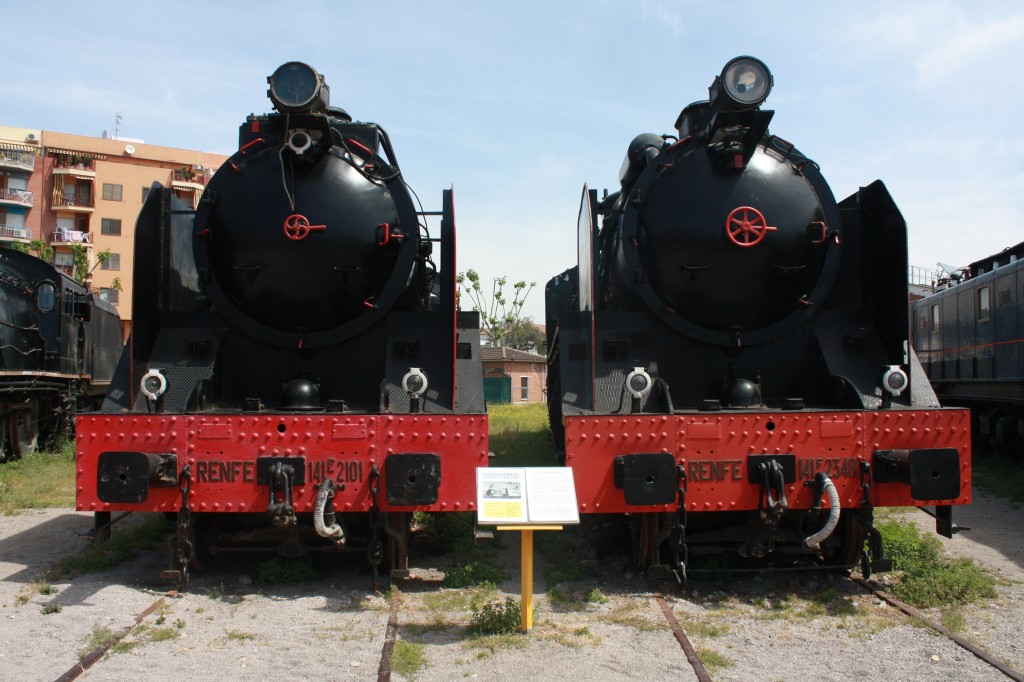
6, 1, 1023, 322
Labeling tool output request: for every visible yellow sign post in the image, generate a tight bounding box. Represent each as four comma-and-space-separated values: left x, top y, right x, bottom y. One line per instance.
477, 467, 580, 633
496, 525, 563, 632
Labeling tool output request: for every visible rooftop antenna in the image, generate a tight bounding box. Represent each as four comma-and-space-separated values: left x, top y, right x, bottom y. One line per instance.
114, 113, 123, 140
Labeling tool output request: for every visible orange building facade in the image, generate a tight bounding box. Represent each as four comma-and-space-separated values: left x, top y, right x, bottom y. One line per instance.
0, 125, 226, 340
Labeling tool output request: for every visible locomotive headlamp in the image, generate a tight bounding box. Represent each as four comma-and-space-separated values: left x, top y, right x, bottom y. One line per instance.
625, 367, 654, 399
268, 62, 330, 114
402, 368, 429, 397
140, 369, 168, 401
881, 365, 909, 397
710, 56, 773, 111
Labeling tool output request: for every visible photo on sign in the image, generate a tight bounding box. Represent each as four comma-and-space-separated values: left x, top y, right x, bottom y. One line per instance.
483, 481, 521, 499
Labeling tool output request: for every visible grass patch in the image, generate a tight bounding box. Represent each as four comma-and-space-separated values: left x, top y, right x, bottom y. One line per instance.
443, 560, 505, 588
423, 586, 496, 613
79, 624, 118, 658
878, 518, 997, 608
41, 601, 62, 614
225, 629, 257, 642
258, 556, 317, 583
48, 514, 173, 580
548, 584, 608, 609
488, 403, 554, 467
0, 437, 75, 513
604, 601, 663, 631
696, 646, 733, 672
973, 456, 1024, 504
392, 640, 427, 679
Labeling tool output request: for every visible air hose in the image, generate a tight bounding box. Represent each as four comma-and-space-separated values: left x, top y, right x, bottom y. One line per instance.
803, 472, 840, 550
314, 479, 346, 545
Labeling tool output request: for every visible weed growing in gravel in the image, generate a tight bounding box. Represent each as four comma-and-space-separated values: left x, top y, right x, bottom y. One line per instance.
422, 585, 498, 617
225, 629, 257, 642
392, 640, 427, 679
468, 597, 523, 635
40, 601, 62, 614
464, 632, 529, 656
680, 615, 731, 638
878, 519, 997, 607
537, 623, 603, 648
603, 601, 663, 631
695, 646, 733, 672
79, 624, 118, 657
48, 515, 172, 579
940, 607, 966, 632
258, 556, 317, 583
547, 584, 609, 609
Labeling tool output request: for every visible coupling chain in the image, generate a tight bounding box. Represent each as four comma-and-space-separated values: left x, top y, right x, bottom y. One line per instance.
367, 464, 384, 588
673, 464, 689, 584
176, 464, 194, 590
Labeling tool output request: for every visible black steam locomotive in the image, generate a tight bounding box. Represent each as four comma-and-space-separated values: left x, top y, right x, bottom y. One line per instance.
546, 57, 971, 577
0, 247, 121, 459
77, 63, 487, 583
912, 241, 1024, 451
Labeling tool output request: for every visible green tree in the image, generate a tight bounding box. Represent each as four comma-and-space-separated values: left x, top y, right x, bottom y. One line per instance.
504, 317, 546, 355
13, 239, 54, 262
69, 246, 113, 285
456, 270, 535, 348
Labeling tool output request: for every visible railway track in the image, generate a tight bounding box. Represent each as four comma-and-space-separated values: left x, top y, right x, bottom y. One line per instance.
850, 575, 1024, 682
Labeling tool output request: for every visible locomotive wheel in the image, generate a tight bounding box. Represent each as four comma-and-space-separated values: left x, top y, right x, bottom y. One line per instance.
822, 510, 867, 568
8, 403, 39, 459
630, 513, 661, 571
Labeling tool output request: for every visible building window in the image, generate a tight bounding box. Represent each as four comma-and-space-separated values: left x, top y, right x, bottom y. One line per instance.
520, 376, 529, 401
101, 253, 121, 271
99, 287, 120, 304
141, 186, 151, 203
101, 218, 121, 235
102, 183, 123, 201
977, 286, 991, 322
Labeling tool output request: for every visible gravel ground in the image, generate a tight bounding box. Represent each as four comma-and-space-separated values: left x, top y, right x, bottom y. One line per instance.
0, 491, 1021, 682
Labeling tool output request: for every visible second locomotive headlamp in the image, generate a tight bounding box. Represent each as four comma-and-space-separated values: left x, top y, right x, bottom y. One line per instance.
267, 61, 330, 114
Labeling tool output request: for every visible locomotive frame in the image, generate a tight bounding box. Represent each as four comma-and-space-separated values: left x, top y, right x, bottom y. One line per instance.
75, 63, 488, 584
546, 57, 971, 578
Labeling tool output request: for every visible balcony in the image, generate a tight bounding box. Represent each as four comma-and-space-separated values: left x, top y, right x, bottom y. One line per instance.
53, 155, 96, 179
50, 227, 92, 246
0, 224, 29, 242
170, 167, 207, 193
0, 149, 35, 172
51, 193, 94, 213
0, 188, 33, 208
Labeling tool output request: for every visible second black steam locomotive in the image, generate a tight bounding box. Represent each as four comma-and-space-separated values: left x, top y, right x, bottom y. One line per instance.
76, 63, 487, 583
546, 57, 971, 578
0, 247, 121, 459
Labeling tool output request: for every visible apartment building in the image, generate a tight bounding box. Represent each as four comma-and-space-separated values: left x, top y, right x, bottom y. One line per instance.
0, 125, 227, 339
